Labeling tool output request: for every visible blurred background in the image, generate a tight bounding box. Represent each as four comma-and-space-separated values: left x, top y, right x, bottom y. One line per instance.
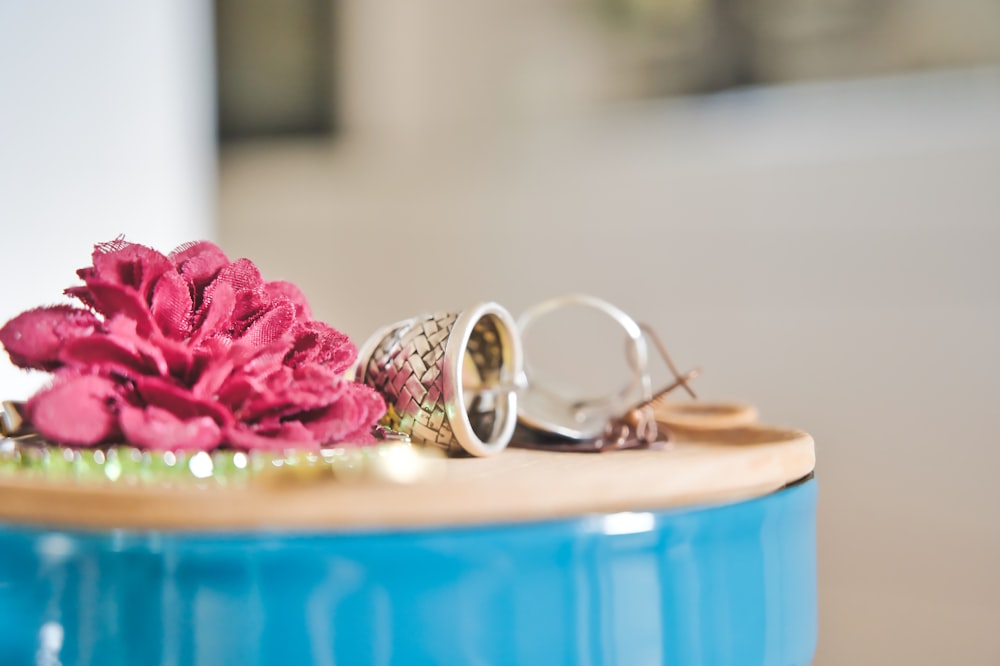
2, 1, 999, 663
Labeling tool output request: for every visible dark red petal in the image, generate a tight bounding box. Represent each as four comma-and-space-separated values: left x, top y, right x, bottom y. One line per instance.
191, 356, 236, 399
64, 285, 98, 310
102, 316, 173, 376
26, 375, 120, 445
233, 338, 289, 373
224, 421, 318, 451
150, 270, 193, 340
0, 306, 99, 370
333, 384, 386, 443
238, 300, 295, 348
230, 289, 268, 328
295, 382, 386, 444
84, 282, 155, 335
197, 337, 288, 404
89, 240, 173, 299
263, 281, 312, 319
169, 241, 230, 288
119, 404, 222, 451
60, 336, 151, 376
237, 365, 346, 419
209, 259, 270, 326
215, 374, 261, 409
286, 321, 357, 374
133, 375, 234, 429
192, 281, 236, 341
155, 335, 196, 380
215, 258, 263, 294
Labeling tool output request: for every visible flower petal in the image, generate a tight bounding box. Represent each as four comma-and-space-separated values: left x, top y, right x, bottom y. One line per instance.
119, 404, 222, 451
286, 321, 357, 374
103, 316, 172, 376
87, 239, 173, 299
170, 241, 230, 290
133, 375, 234, 429
191, 280, 236, 342
215, 258, 263, 294
150, 270, 193, 340
238, 299, 295, 348
263, 280, 312, 319
294, 382, 386, 444
60, 336, 152, 377
235, 364, 345, 420
83, 281, 156, 335
26, 374, 120, 445
0, 306, 99, 370
225, 421, 318, 451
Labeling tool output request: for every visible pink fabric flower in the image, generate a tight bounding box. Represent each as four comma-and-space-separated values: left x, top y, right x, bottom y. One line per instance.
0, 239, 385, 451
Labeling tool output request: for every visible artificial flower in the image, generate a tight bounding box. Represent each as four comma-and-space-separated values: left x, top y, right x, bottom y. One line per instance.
0, 239, 385, 451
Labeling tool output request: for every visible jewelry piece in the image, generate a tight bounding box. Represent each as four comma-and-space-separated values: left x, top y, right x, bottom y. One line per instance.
516, 294, 649, 440
514, 294, 698, 447
1, 401, 27, 437
350, 302, 523, 457
617, 368, 701, 444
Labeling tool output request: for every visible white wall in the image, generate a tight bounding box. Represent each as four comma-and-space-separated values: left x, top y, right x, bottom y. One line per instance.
0, 1, 216, 398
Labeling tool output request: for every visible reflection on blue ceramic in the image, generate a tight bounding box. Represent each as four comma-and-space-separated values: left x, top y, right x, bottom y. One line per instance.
0, 479, 816, 665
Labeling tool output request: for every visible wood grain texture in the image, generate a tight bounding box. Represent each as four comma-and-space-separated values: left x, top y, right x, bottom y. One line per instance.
655, 400, 759, 430
0, 423, 814, 532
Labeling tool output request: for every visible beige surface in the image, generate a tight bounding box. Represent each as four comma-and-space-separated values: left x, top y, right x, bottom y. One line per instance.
0, 425, 814, 531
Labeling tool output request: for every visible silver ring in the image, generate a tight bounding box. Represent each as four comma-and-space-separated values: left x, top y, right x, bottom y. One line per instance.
352, 302, 522, 457
516, 294, 650, 440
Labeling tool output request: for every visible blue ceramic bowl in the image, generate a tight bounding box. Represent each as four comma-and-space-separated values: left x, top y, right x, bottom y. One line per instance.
0, 478, 816, 665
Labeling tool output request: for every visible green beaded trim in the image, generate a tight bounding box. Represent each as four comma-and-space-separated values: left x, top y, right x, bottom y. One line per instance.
0, 437, 443, 487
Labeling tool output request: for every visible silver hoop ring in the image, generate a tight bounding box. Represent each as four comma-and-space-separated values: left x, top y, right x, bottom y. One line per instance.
516, 294, 650, 440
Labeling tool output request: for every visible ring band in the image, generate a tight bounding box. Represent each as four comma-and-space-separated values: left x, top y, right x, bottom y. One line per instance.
516, 294, 651, 440
352, 302, 522, 457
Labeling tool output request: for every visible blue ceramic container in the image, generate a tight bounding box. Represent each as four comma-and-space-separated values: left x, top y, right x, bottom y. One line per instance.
0, 478, 816, 665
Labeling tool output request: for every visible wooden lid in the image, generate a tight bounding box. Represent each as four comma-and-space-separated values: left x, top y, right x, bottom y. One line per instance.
654, 399, 759, 430
0, 422, 814, 532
